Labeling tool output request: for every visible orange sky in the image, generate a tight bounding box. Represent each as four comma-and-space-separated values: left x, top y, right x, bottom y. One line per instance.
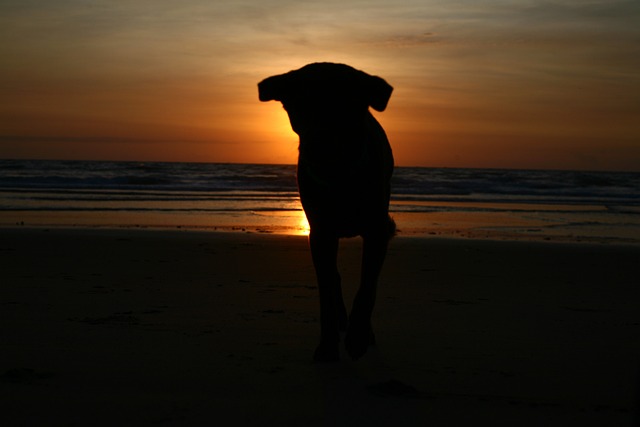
1, 0, 639, 171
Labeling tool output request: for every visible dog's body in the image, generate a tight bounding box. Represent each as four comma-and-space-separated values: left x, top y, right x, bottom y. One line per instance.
259, 63, 394, 361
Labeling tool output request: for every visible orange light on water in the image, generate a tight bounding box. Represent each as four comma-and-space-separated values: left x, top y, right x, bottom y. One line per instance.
296, 211, 310, 236
261, 209, 309, 236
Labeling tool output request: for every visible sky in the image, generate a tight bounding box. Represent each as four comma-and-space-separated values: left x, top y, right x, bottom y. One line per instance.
1, 0, 639, 171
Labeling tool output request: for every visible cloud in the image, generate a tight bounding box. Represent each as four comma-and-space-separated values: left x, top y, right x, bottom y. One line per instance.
379, 32, 441, 48
518, 0, 640, 26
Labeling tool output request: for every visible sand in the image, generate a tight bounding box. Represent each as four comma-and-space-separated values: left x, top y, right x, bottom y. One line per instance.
1, 227, 639, 426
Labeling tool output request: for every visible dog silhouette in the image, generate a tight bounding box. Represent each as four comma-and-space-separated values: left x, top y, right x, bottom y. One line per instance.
259, 63, 395, 361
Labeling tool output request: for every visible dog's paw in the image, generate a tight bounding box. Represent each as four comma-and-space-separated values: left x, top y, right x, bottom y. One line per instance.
345, 320, 374, 361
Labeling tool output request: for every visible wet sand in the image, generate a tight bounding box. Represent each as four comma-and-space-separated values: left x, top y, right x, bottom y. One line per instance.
1, 227, 639, 426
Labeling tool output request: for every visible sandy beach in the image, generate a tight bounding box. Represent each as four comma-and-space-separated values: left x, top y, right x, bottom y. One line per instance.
1, 227, 639, 426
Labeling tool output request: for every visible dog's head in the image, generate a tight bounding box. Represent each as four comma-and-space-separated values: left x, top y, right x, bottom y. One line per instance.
258, 63, 392, 138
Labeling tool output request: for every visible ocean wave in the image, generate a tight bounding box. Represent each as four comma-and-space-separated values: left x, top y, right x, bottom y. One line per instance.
1, 160, 639, 207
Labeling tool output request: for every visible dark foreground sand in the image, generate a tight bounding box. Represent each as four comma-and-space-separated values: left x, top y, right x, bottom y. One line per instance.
1, 228, 639, 426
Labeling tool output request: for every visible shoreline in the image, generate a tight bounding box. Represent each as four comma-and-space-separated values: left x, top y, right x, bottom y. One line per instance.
2, 227, 639, 425
4, 223, 640, 247
2, 208, 639, 245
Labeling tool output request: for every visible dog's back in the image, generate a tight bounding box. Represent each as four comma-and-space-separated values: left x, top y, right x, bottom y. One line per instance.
259, 63, 394, 238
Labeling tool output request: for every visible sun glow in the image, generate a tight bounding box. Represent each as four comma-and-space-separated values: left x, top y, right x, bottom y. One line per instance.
257, 104, 297, 141
246, 102, 300, 164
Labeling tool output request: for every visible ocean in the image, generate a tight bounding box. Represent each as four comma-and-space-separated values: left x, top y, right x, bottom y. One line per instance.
1, 159, 639, 242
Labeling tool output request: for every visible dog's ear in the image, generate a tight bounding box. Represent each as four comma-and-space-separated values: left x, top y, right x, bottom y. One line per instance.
258, 75, 287, 102
365, 75, 393, 112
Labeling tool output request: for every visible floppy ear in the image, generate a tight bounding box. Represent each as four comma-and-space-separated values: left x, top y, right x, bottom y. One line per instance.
365, 75, 393, 112
258, 74, 288, 102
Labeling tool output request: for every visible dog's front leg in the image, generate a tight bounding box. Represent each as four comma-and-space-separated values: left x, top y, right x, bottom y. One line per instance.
309, 231, 346, 362
345, 232, 389, 360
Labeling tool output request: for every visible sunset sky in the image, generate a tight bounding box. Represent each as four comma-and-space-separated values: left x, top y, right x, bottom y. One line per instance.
1, 0, 639, 171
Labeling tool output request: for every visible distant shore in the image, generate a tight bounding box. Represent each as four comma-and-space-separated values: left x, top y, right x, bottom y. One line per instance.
1, 227, 639, 426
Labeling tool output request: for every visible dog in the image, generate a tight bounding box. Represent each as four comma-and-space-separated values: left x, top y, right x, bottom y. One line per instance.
258, 62, 395, 361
